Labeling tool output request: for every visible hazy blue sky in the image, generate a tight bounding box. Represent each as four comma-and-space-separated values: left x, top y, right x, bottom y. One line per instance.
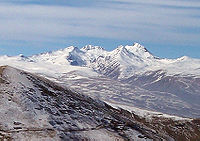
0, 0, 200, 58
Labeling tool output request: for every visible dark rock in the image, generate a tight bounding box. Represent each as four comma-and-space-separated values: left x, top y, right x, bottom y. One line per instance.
13, 127, 22, 130
138, 135, 145, 138
13, 121, 22, 125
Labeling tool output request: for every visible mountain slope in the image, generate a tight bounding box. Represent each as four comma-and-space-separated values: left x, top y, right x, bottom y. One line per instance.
56, 70, 200, 118
0, 66, 200, 141
0, 66, 158, 140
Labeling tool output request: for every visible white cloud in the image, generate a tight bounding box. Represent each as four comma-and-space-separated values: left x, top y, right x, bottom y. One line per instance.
108, 0, 200, 8
0, 1, 199, 46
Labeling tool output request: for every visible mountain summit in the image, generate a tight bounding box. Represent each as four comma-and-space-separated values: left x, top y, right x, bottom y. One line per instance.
81, 45, 104, 51
125, 43, 155, 59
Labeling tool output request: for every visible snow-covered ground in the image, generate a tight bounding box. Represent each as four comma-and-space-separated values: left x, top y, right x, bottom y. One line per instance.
0, 53, 99, 79
105, 101, 192, 121
0, 66, 157, 140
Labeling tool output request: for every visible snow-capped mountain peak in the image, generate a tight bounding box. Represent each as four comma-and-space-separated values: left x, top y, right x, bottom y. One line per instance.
133, 42, 144, 48
177, 56, 190, 61
52, 46, 81, 55
124, 43, 154, 59
29, 46, 85, 66
81, 45, 104, 51
111, 45, 129, 56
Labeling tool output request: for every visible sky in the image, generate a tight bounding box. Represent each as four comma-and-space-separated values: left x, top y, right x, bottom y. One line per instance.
0, 0, 200, 58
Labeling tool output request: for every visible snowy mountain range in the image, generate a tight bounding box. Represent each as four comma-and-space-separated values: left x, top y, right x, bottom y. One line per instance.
0, 43, 200, 118
29, 42, 200, 78
2, 42, 200, 77
0, 43, 200, 140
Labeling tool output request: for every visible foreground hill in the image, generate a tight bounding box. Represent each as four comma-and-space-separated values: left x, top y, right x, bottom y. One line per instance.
0, 66, 200, 141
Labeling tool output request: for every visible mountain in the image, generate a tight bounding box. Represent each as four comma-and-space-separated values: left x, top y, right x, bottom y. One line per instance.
0, 66, 147, 140
0, 43, 200, 119
0, 66, 200, 141
29, 43, 200, 78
